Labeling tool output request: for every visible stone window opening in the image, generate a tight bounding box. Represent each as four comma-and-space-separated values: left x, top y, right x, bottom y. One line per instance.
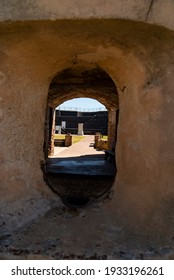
44, 67, 119, 208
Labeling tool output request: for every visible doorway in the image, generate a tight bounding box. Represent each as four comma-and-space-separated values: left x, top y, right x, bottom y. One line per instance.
44, 67, 119, 208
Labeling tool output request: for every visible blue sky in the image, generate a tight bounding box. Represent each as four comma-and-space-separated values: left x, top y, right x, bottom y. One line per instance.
57, 98, 106, 110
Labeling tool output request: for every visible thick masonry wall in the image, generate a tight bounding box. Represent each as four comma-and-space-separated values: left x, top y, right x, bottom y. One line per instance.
0, 20, 174, 245
0, 0, 174, 30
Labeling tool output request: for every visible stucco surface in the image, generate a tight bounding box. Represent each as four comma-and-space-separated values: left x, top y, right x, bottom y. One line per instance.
148, 0, 174, 30
0, 19, 174, 255
0, 0, 174, 30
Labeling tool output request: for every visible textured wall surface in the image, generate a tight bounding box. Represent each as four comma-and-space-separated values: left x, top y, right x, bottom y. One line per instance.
0, 20, 174, 250
0, 0, 174, 30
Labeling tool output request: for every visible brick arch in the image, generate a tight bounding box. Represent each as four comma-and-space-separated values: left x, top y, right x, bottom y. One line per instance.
47, 66, 119, 110
45, 66, 119, 157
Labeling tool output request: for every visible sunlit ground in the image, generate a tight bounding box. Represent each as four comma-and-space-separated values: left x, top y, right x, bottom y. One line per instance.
54, 134, 85, 144
54, 134, 108, 144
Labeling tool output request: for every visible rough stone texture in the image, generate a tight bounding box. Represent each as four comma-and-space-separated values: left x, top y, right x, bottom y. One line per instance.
0, 0, 174, 30
0, 19, 174, 253
148, 0, 174, 30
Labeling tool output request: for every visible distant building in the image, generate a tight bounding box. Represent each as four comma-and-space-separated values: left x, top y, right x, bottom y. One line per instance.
55, 109, 108, 135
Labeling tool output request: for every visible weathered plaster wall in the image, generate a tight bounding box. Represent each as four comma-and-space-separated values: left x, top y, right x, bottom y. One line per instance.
0, 20, 174, 246
148, 0, 174, 30
0, 0, 174, 30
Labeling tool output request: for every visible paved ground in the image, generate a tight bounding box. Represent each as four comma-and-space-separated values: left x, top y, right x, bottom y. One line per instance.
47, 135, 115, 176
51, 135, 104, 158
46, 135, 115, 200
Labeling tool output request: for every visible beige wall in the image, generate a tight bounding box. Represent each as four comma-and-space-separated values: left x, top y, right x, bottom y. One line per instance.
0, 0, 174, 30
0, 20, 174, 246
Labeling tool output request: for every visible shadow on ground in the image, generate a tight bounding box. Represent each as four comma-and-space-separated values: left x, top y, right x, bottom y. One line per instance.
46, 153, 116, 205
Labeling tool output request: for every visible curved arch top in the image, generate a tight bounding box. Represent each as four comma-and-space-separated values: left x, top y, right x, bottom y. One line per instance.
47, 66, 119, 111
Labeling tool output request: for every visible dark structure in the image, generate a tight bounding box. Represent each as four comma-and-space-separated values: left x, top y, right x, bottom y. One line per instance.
55, 109, 108, 135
